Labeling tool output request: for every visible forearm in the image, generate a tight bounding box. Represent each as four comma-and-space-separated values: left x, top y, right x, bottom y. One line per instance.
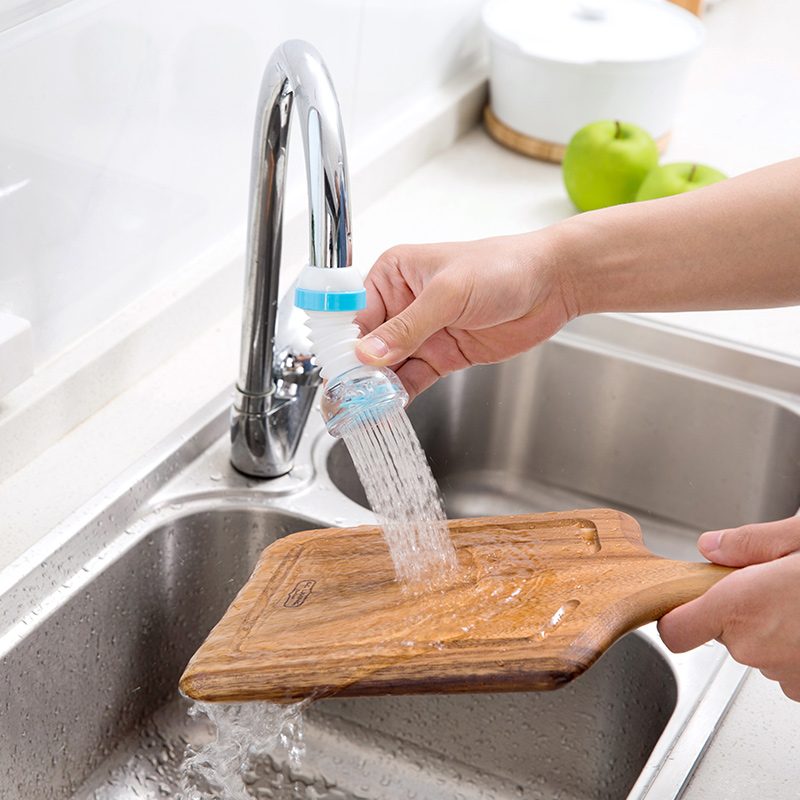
550, 157, 800, 317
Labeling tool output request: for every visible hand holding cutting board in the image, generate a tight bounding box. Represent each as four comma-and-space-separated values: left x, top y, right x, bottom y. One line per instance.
659, 517, 800, 702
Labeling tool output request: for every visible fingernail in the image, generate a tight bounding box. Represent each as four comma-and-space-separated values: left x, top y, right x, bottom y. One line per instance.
699, 529, 726, 554
357, 335, 389, 360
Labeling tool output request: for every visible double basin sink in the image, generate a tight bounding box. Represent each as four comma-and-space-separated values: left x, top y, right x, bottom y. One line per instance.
2, 315, 800, 799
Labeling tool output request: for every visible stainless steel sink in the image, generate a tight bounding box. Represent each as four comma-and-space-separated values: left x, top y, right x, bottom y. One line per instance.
2, 315, 800, 800
329, 327, 800, 562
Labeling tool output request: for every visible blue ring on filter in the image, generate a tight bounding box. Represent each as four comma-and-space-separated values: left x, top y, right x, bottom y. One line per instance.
294, 287, 367, 311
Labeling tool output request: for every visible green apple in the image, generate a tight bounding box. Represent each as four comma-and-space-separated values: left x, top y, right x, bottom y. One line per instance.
562, 120, 659, 212
635, 162, 727, 201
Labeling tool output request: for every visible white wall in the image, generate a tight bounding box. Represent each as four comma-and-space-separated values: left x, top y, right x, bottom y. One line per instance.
0, 0, 486, 366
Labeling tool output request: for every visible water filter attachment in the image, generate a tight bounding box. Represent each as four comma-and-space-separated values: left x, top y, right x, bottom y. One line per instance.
295, 264, 408, 437
294, 265, 365, 381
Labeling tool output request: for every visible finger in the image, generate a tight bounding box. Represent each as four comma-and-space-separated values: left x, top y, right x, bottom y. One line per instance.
780, 681, 800, 703
760, 666, 794, 682
395, 358, 443, 403
698, 516, 800, 567
657, 592, 724, 653
355, 243, 443, 337
354, 280, 389, 337
356, 287, 458, 367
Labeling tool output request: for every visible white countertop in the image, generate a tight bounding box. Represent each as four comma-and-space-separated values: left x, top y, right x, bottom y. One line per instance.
2, 0, 799, 793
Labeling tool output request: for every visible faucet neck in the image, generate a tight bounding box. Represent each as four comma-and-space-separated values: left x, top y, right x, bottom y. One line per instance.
232, 40, 351, 477
238, 40, 353, 399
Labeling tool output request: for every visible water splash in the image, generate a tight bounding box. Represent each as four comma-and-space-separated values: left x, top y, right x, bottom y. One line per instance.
181, 700, 307, 800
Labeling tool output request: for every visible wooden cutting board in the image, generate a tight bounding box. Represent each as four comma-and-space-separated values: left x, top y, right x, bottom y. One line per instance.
180, 509, 732, 704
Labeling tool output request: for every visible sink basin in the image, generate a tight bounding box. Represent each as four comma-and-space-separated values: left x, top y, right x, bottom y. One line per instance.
329, 332, 800, 561
0, 506, 315, 799
0, 499, 680, 800
305, 641, 675, 798
2, 316, 799, 800
0, 504, 676, 800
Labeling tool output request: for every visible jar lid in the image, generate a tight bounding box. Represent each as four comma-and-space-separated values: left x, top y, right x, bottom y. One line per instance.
482, 0, 705, 65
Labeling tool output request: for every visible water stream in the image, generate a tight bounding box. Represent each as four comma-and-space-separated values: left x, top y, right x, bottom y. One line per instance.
341, 406, 458, 586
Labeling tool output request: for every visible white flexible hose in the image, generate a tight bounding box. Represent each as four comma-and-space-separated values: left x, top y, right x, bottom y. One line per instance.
304, 310, 362, 381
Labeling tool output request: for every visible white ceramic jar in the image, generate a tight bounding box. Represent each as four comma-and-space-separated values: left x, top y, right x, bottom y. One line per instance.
482, 0, 706, 148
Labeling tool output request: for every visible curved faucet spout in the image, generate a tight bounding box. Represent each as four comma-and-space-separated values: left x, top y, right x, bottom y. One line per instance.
232, 40, 352, 477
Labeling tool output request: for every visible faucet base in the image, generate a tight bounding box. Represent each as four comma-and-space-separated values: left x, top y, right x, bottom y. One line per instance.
231, 364, 320, 478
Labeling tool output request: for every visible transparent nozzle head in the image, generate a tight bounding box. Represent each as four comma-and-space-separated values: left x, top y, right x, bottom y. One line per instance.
321, 365, 408, 438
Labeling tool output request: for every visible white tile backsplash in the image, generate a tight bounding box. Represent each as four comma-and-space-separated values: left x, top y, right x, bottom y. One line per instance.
0, 0, 485, 365
353, 0, 486, 137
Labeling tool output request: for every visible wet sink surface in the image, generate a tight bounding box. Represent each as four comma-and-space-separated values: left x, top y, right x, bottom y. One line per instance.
0, 509, 312, 799
2, 322, 800, 799
1, 504, 675, 800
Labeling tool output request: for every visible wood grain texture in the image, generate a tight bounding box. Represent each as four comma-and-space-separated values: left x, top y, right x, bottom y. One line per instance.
483, 106, 674, 164
180, 509, 731, 704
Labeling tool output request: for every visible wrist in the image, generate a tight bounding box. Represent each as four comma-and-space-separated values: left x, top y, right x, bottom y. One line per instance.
539, 214, 599, 320
545, 203, 666, 318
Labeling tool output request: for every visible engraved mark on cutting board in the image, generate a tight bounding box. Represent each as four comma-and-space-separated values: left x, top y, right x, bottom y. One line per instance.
232, 543, 305, 650
284, 580, 316, 608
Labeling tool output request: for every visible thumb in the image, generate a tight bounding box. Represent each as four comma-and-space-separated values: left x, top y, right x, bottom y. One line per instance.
355, 290, 454, 366
698, 517, 800, 567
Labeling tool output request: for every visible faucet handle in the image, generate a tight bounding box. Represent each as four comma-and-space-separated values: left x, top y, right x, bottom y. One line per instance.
273, 349, 320, 399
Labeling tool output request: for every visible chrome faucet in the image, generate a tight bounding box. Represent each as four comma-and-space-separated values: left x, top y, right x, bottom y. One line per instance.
231, 40, 353, 477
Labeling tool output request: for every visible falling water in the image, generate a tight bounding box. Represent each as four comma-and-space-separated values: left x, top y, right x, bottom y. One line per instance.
341, 405, 458, 587
181, 700, 308, 800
